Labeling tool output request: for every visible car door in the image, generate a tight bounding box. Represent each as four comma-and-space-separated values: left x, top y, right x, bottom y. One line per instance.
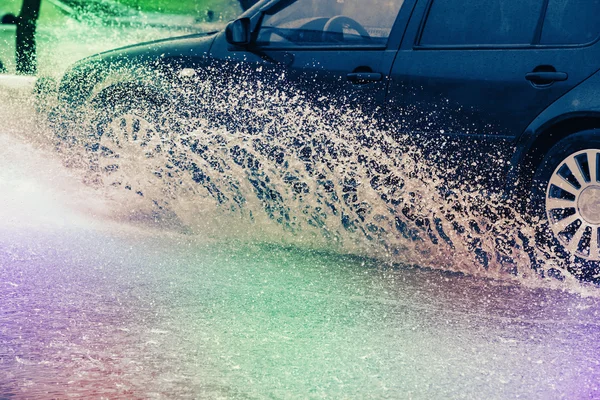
387, 0, 600, 190
209, 0, 415, 112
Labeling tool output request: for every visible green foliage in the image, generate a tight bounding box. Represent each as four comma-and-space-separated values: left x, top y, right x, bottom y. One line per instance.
113, 0, 240, 15
0, 0, 25, 14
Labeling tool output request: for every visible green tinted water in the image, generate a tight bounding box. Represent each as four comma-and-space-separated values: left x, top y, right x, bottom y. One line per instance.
2, 221, 600, 398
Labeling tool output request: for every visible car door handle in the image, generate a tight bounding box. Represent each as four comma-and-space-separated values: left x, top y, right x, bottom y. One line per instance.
347, 72, 383, 83
525, 71, 568, 84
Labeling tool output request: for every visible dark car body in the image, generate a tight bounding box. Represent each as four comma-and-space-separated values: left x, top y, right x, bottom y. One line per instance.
54, 0, 600, 275
57, 0, 600, 195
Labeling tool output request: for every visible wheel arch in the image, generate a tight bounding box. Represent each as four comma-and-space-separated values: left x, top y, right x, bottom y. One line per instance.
507, 113, 600, 204
89, 81, 170, 111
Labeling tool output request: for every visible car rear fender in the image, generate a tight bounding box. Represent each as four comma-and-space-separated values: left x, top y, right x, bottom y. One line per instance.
506, 68, 600, 198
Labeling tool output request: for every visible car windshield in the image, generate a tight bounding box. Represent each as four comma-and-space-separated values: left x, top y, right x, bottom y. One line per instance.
256, 0, 404, 46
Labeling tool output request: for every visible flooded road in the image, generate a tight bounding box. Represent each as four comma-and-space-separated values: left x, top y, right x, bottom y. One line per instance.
0, 13, 599, 397
1, 132, 600, 399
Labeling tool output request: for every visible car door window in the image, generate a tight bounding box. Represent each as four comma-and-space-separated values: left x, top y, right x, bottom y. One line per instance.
541, 0, 600, 45
420, 0, 543, 46
255, 0, 404, 48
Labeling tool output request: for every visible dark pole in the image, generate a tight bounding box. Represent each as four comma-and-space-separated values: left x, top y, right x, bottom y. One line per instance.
16, 0, 42, 75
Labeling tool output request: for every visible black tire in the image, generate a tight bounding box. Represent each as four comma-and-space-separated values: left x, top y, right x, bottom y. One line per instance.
87, 95, 175, 196
530, 129, 600, 282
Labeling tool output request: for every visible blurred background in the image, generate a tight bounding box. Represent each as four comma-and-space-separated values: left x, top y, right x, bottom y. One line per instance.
0, 0, 251, 76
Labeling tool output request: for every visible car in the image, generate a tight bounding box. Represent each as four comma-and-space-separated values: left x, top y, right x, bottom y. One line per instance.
239, 0, 260, 11
52, 0, 600, 282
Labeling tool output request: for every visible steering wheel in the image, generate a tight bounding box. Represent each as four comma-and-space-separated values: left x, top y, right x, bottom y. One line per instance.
321, 16, 371, 42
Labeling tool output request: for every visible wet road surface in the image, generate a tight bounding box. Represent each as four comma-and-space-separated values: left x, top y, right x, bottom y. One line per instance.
0, 133, 599, 399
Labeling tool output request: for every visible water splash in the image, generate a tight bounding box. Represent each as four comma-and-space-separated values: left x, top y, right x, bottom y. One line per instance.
33, 62, 595, 292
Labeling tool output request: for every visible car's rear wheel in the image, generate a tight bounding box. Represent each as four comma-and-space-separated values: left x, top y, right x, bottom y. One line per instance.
530, 130, 600, 281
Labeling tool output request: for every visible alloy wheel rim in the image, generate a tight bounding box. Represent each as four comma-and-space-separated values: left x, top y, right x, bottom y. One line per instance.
98, 111, 168, 188
546, 149, 600, 261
